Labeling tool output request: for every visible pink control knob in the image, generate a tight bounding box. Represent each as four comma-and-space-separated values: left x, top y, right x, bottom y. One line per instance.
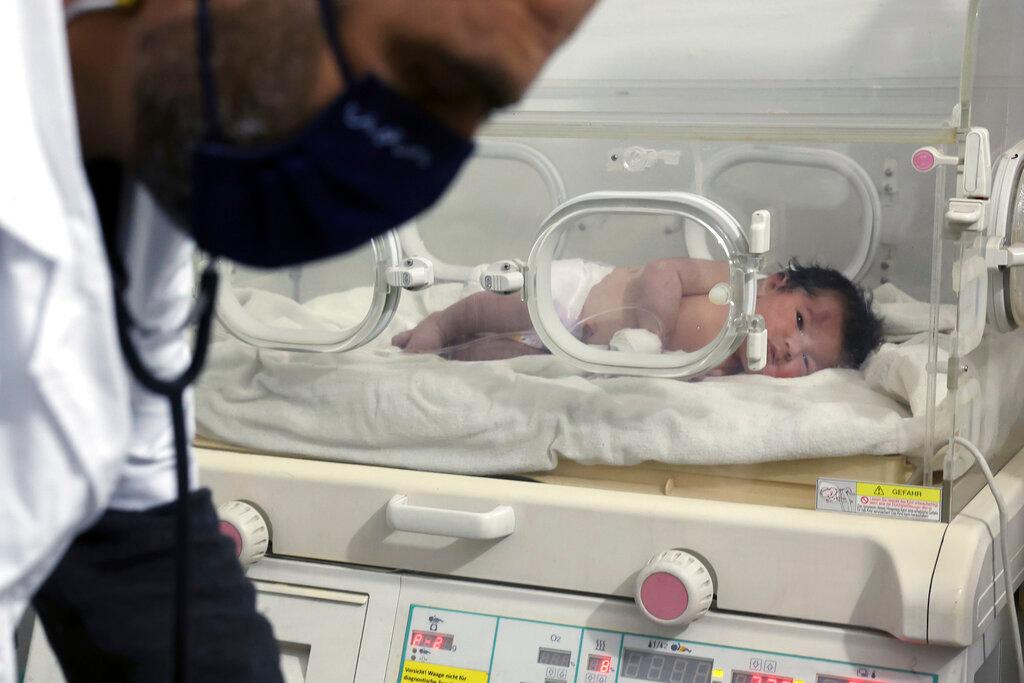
217, 500, 270, 568
219, 520, 245, 557
912, 146, 959, 173
912, 148, 936, 172
635, 550, 714, 626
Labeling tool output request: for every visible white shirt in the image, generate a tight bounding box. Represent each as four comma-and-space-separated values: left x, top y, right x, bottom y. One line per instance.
0, 3, 193, 679
113, 187, 198, 511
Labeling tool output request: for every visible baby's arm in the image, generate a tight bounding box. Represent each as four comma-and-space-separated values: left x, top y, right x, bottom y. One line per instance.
633, 258, 730, 342
435, 290, 534, 339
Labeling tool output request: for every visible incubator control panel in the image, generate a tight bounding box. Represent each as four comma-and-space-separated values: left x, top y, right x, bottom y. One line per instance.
396, 606, 935, 683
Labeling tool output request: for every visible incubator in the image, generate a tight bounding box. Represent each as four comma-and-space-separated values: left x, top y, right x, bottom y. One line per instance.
24, 0, 1024, 681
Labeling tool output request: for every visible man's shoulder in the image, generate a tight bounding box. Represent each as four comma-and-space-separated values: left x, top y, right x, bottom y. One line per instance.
0, 1, 93, 262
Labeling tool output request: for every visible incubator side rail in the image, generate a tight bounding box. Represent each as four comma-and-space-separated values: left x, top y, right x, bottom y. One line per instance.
528, 455, 913, 510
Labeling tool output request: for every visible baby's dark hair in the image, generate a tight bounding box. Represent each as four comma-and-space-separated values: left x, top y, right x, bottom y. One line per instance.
778, 261, 884, 369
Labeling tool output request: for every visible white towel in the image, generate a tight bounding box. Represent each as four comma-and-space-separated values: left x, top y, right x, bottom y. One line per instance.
863, 334, 948, 417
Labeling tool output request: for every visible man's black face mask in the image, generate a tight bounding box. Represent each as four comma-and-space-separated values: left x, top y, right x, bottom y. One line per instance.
190, 0, 474, 267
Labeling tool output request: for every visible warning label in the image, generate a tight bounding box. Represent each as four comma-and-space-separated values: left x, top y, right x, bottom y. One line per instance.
400, 662, 488, 683
816, 478, 941, 522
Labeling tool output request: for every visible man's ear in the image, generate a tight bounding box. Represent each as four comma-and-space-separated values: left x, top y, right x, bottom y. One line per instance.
759, 271, 788, 294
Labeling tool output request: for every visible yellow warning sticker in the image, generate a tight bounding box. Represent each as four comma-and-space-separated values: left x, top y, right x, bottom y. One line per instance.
855, 483, 942, 503
400, 661, 488, 683
816, 478, 942, 522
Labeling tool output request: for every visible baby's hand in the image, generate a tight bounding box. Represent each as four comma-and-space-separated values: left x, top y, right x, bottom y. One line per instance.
705, 355, 744, 376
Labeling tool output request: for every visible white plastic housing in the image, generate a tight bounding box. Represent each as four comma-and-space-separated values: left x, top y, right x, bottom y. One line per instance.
985, 139, 1024, 332
963, 128, 992, 199
385, 257, 435, 291
386, 495, 516, 540
746, 327, 768, 372
748, 210, 771, 254
480, 261, 526, 295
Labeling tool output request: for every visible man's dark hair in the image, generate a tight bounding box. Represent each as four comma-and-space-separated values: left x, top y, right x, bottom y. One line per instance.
779, 261, 884, 369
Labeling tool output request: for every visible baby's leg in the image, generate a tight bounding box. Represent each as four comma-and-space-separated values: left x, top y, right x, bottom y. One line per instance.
447, 337, 550, 361
392, 290, 534, 354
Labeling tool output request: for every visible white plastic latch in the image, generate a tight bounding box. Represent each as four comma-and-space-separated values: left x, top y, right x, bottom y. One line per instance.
945, 199, 986, 235
912, 146, 959, 173
746, 316, 767, 372
984, 236, 1024, 269
386, 256, 435, 291
480, 260, 525, 294
748, 210, 771, 254
963, 127, 992, 199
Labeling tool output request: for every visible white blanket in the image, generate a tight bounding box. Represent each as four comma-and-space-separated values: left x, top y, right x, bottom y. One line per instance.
196, 282, 936, 474
872, 282, 956, 342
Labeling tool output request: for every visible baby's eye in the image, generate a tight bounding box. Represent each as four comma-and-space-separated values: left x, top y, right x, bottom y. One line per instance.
796, 311, 804, 331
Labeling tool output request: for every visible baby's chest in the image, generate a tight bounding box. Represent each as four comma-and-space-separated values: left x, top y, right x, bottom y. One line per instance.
669, 296, 730, 351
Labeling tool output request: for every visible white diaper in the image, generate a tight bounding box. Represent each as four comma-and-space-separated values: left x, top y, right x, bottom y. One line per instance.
516, 258, 615, 349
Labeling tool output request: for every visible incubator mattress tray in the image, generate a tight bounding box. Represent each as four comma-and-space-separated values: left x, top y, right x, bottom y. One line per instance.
194, 437, 911, 509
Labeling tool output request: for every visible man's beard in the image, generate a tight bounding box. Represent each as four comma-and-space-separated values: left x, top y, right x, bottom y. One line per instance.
132, 2, 323, 227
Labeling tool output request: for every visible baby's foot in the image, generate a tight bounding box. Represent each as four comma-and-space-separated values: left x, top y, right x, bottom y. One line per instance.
391, 314, 447, 353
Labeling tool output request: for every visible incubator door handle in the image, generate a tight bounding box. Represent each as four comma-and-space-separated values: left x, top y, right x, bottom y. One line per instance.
386, 495, 516, 540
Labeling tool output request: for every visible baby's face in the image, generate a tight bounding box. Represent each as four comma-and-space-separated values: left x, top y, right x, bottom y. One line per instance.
749, 278, 845, 378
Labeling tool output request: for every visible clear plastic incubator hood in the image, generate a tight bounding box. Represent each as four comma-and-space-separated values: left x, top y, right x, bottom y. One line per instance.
202, 0, 1024, 521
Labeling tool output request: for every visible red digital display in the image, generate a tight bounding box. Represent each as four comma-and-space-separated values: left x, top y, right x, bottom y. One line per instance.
588, 654, 613, 673
409, 630, 454, 651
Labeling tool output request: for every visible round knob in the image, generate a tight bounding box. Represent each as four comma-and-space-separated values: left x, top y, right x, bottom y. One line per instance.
635, 550, 714, 626
217, 500, 270, 568
621, 146, 652, 173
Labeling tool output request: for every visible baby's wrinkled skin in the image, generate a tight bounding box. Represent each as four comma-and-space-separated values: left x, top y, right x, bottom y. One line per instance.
394, 259, 844, 378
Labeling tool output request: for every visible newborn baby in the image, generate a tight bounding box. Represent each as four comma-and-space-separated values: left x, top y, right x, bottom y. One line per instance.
393, 258, 883, 378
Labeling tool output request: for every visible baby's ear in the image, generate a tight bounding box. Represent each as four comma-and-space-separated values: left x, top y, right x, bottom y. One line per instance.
759, 272, 788, 293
